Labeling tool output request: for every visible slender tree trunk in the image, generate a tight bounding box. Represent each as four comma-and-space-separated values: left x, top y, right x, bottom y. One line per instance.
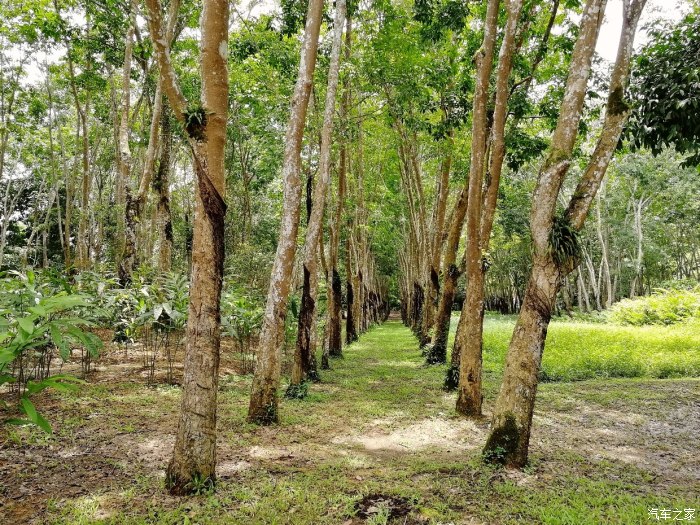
147, 0, 228, 494
455, 0, 523, 417
420, 134, 453, 347
427, 188, 467, 366
326, 15, 352, 361
346, 232, 359, 344
248, 0, 324, 424
116, 3, 136, 284
289, 0, 346, 392
485, 0, 646, 467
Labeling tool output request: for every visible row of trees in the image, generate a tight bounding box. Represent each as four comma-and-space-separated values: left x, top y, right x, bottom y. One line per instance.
2, 0, 698, 493
396, 0, 697, 467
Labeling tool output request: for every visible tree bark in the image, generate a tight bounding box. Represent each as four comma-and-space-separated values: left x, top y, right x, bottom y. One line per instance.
154, 99, 174, 273
146, 0, 229, 494
455, 0, 525, 417
427, 188, 467, 366
248, 0, 324, 424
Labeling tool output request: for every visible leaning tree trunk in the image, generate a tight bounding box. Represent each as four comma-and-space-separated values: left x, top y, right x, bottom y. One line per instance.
248, 0, 324, 425
484, 0, 646, 468
427, 188, 468, 366
420, 135, 453, 347
147, 0, 228, 494
289, 0, 346, 394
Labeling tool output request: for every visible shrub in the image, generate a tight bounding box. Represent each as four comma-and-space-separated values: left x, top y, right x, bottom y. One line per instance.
1, 290, 102, 433
607, 286, 700, 325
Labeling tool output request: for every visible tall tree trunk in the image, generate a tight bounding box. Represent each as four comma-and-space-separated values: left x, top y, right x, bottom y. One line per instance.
484, 0, 646, 468
346, 231, 359, 344
326, 15, 352, 362
289, 0, 346, 393
420, 134, 453, 347
116, 2, 136, 284
427, 188, 467, 366
248, 0, 324, 425
455, 0, 524, 417
147, 0, 228, 494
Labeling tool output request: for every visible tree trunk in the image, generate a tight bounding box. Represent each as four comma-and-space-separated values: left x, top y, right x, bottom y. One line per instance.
116, 3, 136, 284
248, 0, 324, 424
289, 0, 346, 393
455, 0, 523, 417
427, 188, 468, 366
147, 0, 228, 494
346, 232, 359, 344
154, 99, 174, 273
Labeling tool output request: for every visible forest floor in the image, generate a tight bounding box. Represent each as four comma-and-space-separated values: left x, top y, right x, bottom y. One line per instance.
1, 319, 699, 524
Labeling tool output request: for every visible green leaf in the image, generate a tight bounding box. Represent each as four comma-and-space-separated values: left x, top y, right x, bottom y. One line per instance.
50, 324, 70, 360
0, 373, 16, 386
21, 397, 52, 434
18, 317, 35, 335
6, 418, 33, 426
28, 305, 48, 317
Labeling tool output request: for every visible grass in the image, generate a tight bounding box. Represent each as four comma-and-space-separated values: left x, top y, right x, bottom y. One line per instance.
477, 314, 700, 382
2, 319, 699, 524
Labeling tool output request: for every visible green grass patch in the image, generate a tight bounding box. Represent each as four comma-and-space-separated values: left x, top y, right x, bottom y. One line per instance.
5, 320, 698, 524
469, 315, 700, 382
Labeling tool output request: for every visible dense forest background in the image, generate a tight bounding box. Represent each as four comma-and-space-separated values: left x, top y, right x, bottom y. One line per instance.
1, 0, 697, 308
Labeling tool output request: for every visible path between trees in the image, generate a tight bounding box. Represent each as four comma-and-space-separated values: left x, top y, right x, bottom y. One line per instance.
1, 320, 698, 523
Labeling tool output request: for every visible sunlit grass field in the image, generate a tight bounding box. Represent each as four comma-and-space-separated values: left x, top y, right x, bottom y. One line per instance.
474, 314, 700, 382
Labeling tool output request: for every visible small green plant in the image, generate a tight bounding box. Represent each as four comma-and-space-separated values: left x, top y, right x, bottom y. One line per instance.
482, 445, 507, 464
442, 364, 459, 391
221, 292, 263, 374
549, 215, 580, 266
183, 105, 209, 141
188, 473, 215, 495
284, 380, 309, 399
1, 292, 100, 433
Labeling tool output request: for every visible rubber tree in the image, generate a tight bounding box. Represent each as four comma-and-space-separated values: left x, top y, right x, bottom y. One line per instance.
145, 0, 229, 494
247, 0, 324, 425
455, 0, 524, 416
288, 0, 347, 395
483, 0, 647, 467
